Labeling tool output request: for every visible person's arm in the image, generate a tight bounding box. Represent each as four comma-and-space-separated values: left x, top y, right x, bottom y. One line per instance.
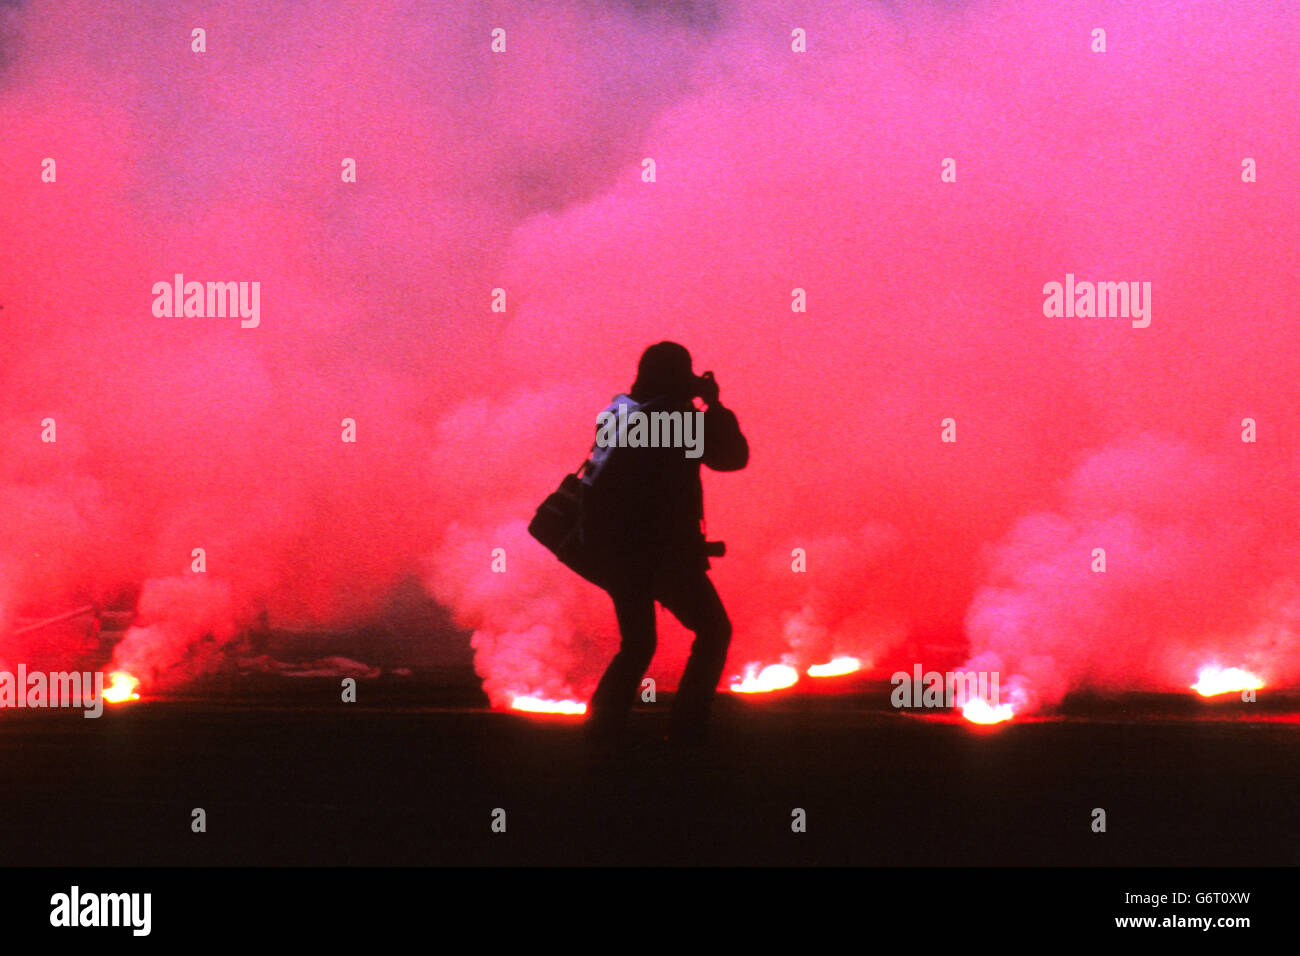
696, 373, 748, 471
702, 402, 748, 471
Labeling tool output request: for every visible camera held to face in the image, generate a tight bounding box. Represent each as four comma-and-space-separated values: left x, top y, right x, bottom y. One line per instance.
694, 370, 719, 404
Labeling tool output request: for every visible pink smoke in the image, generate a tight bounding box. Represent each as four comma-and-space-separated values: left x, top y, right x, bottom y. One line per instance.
0, 1, 1295, 710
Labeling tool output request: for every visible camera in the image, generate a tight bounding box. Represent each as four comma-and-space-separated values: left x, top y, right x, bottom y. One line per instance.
694, 370, 718, 403
704, 540, 726, 558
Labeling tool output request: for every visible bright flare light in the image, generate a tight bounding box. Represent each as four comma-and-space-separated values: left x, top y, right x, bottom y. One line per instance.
510, 695, 587, 715
729, 663, 799, 694
102, 672, 140, 703
1192, 666, 1264, 697
806, 656, 862, 678
961, 697, 1014, 725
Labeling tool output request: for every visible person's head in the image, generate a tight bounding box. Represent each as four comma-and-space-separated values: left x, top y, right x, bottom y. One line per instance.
631, 341, 695, 402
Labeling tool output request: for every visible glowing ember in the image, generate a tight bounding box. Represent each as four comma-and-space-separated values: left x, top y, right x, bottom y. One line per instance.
729, 663, 799, 694
102, 672, 140, 703
1192, 666, 1264, 697
806, 656, 862, 678
510, 695, 587, 715
960, 697, 1014, 725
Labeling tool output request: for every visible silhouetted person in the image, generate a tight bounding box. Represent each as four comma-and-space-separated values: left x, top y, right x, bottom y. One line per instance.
582, 341, 748, 748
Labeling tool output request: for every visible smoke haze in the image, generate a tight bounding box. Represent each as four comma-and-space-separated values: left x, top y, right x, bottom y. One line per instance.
1, 0, 1296, 709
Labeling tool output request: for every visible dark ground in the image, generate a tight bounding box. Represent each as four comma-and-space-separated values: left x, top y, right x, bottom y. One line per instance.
3, 680, 1297, 866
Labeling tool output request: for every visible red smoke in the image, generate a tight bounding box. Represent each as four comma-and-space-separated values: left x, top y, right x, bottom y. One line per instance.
1, 1, 1296, 711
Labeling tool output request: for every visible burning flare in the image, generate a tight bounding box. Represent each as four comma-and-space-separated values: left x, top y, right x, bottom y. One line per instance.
729, 662, 799, 694
960, 697, 1014, 725
509, 695, 587, 715
1192, 665, 1264, 697
806, 656, 862, 678
102, 672, 141, 703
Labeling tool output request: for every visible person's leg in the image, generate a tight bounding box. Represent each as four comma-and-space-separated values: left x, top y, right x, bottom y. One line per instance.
658, 570, 732, 744
586, 585, 657, 744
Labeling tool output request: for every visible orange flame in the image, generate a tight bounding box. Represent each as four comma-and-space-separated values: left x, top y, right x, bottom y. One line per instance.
1192, 666, 1263, 697
729, 662, 799, 694
102, 672, 140, 703
509, 695, 587, 715
806, 656, 862, 678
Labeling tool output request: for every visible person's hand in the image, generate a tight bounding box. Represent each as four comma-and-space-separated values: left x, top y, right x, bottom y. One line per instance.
696, 370, 720, 406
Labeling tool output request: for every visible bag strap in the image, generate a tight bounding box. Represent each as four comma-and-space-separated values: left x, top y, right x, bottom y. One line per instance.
577, 392, 672, 480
